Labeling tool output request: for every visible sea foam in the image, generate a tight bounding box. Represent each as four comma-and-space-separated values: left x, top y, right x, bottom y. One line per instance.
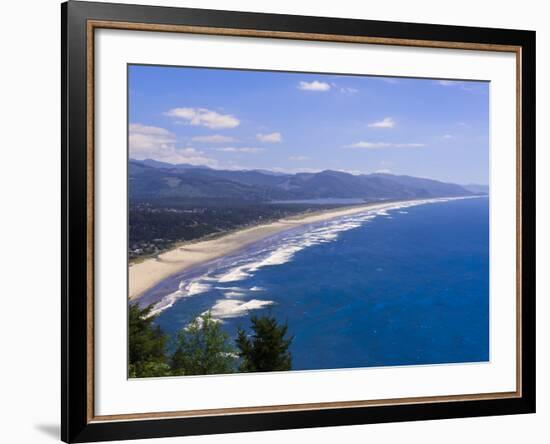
148, 279, 213, 316
209, 299, 275, 321
148, 197, 471, 317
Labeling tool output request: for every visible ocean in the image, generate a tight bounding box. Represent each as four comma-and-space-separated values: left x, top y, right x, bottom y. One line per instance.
145, 196, 489, 371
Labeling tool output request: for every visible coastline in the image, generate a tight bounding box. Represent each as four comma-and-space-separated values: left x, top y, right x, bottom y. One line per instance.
129, 197, 461, 301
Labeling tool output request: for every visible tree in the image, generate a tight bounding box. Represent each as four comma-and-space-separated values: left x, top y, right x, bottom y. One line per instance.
236, 315, 293, 372
129, 361, 171, 378
170, 312, 236, 376
128, 303, 170, 378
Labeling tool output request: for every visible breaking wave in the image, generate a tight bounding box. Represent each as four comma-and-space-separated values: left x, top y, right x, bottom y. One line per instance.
148, 197, 467, 317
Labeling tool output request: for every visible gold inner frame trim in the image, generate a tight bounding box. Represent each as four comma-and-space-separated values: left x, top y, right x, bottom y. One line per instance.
86, 19, 523, 423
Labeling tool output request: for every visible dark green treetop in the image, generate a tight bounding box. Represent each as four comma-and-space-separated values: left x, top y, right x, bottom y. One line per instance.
128, 303, 171, 378
236, 315, 293, 372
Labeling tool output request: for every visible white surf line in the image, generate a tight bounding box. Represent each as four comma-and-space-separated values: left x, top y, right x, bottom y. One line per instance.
147, 196, 476, 317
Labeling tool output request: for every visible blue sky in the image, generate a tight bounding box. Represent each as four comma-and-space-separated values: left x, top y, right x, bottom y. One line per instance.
129, 65, 489, 184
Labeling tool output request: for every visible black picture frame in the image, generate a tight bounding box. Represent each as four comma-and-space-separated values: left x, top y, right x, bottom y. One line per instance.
62, 1, 536, 442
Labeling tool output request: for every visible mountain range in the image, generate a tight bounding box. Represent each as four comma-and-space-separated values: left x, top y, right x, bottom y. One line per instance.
129, 159, 485, 202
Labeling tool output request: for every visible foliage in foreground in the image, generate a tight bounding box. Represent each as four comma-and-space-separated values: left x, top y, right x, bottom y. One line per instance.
236, 315, 293, 372
171, 312, 237, 376
128, 304, 170, 378
128, 304, 293, 378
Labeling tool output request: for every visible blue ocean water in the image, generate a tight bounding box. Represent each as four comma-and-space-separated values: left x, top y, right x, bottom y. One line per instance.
147, 197, 489, 371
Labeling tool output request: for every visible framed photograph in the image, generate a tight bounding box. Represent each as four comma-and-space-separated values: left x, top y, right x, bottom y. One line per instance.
62, 1, 536, 442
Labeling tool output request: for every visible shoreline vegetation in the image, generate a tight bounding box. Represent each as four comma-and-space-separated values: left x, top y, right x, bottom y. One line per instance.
128, 203, 326, 266
129, 304, 293, 378
129, 197, 469, 301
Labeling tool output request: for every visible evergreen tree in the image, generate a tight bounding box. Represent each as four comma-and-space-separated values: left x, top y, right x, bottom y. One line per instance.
236, 315, 293, 372
128, 303, 170, 378
171, 312, 236, 376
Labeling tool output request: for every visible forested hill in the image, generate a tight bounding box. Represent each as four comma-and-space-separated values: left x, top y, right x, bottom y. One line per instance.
129, 159, 479, 202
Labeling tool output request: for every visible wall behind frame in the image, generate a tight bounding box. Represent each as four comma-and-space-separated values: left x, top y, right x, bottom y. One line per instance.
0, 0, 546, 443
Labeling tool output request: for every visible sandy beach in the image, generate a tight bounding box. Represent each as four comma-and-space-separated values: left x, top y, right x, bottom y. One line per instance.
129, 199, 431, 300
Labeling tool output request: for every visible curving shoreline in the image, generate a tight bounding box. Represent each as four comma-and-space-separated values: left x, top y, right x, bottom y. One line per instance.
129, 197, 465, 301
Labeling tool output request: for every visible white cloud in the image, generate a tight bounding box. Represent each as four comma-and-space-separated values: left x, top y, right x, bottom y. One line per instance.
215, 147, 264, 153
442, 134, 453, 139
270, 167, 367, 175
192, 134, 236, 143
270, 167, 324, 174
129, 124, 174, 138
172, 148, 219, 165
129, 123, 218, 166
392, 143, 425, 148
329, 82, 358, 94
437, 80, 457, 86
436, 80, 486, 93
368, 117, 396, 128
346, 142, 391, 149
256, 132, 282, 143
344, 141, 425, 149
340, 87, 358, 94
340, 169, 367, 175
164, 107, 240, 129
380, 78, 399, 84
289, 155, 308, 161
129, 123, 176, 154
375, 169, 392, 174
298, 80, 331, 91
